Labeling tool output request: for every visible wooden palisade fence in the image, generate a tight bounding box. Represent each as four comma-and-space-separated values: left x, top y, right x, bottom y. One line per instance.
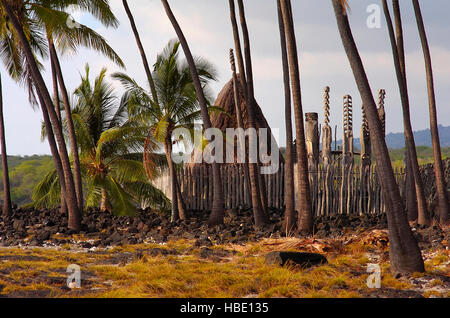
152, 88, 407, 216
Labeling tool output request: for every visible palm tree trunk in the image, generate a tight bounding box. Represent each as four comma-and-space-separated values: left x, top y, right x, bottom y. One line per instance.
175, 177, 187, 219
277, 0, 295, 233
1, 0, 81, 231
405, 152, 418, 221
230, 49, 252, 212
48, 44, 66, 212
228, 0, 247, 97
228, 0, 252, 205
236, 0, 268, 227
164, 138, 187, 221
383, 0, 429, 224
236, 0, 269, 217
48, 38, 84, 212
0, 73, 11, 216
35, 88, 68, 215
279, 0, 313, 234
164, 140, 179, 222
332, 0, 424, 273
412, 0, 449, 225
50, 52, 61, 123
234, 0, 269, 216
161, 0, 224, 227
100, 188, 110, 212
122, 0, 158, 105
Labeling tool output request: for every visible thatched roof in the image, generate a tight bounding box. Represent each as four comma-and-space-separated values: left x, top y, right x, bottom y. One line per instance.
211, 75, 273, 131
189, 75, 283, 165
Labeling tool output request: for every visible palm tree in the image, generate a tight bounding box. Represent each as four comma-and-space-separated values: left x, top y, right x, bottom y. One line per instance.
0, 0, 81, 231
391, 1, 416, 222
161, 0, 225, 227
121, 1, 185, 221
121, 0, 158, 106
0, 72, 11, 216
382, 0, 429, 224
33, 66, 170, 215
227, 0, 254, 217
279, 0, 313, 234
229, 48, 252, 208
113, 40, 220, 221
228, 0, 247, 98
37, 0, 124, 212
234, 0, 268, 227
332, 0, 424, 273
0, 1, 69, 215
412, 0, 449, 225
276, 0, 295, 233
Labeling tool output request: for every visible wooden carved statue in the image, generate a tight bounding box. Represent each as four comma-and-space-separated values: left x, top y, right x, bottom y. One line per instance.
377, 89, 386, 136
321, 86, 333, 216
359, 105, 371, 215
375, 89, 386, 214
305, 112, 319, 213
340, 95, 354, 214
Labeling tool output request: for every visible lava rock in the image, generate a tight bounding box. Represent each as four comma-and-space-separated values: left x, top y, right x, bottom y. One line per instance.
13, 220, 25, 232
108, 232, 122, 243
37, 230, 50, 242
265, 251, 327, 267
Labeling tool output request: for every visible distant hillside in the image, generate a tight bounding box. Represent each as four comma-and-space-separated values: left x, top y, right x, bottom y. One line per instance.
0, 155, 54, 206
336, 125, 450, 150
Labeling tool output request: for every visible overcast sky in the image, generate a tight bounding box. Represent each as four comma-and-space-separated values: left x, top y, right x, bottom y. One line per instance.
2, 0, 450, 155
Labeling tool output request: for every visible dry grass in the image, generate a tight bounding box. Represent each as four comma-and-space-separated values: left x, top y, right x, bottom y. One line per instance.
0, 234, 448, 298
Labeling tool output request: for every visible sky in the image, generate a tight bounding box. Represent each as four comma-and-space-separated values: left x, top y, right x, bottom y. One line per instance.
2, 0, 450, 155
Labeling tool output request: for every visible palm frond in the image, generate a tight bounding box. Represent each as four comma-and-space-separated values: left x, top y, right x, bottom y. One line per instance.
123, 181, 170, 212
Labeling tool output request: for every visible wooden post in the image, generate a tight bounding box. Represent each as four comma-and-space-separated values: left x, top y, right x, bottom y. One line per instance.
340, 95, 354, 215
321, 87, 333, 216
306, 112, 319, 214
377, 89, 386, 214
360, 104, 371, 215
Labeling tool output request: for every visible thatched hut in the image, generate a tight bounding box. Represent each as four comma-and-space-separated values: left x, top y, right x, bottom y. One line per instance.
189, 75, 284, 165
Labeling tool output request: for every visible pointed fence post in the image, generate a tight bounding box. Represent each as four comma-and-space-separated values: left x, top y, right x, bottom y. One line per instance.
360, 104, 372, 215
305, 112, 319, 215
321, 87, 333, 216
377, 89, 386, 214
340, 95, 354, 214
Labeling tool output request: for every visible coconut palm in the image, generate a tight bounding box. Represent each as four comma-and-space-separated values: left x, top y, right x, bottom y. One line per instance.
32, 65, 170, 216
0, 0, 82, 230
382, 0, 429, 224
0, 2, 69, 213
332, 0, 424, 273
412, 0, 449, 225
1, 0, 124, 227
276, 0, 295, 233
161, 0, 225, 227
37, 0, 124, 211
0, 72, 11, 216
113, 40, 221, 222
279, 0, 313, 234
234, 0, 268, 227
121, 0, 158, 106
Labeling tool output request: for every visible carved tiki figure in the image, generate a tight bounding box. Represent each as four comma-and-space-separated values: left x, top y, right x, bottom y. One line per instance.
305, 112, 319, 214
340, 95, 354, 214
321, 87, 333, 215
360, 104, 372, 214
